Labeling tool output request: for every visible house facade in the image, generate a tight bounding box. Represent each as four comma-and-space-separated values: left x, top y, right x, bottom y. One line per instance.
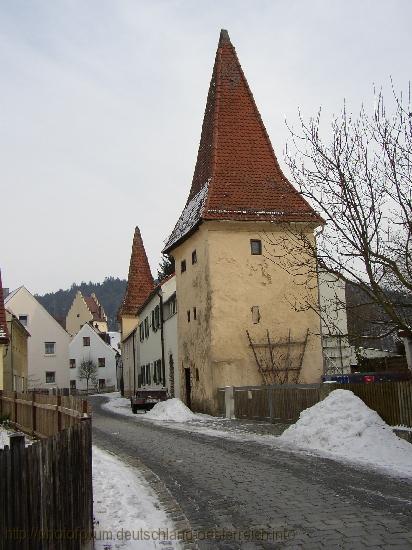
163, 30, 324, 414
5, 286, 70, 389
4, 309, 30, 391
0, 270, 10, 390
135, 275, 179, 398
66, 291, 108, 336
69, 323, 117, 391
118, 226, 154, 397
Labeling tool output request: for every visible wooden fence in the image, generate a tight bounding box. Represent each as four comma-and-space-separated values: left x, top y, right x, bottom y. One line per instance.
0, 391, 93, 549
230, 381, 412, 426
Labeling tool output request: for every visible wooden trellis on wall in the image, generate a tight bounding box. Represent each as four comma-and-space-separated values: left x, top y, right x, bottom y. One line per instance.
246, 329, 309, 385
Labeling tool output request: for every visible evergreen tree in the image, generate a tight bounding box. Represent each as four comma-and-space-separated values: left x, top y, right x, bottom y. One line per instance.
157, 254, 175, 281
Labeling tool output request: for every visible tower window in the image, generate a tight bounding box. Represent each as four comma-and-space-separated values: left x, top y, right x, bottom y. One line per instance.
193, 307, 197, 320
251, 306, 260, 324
250, 239, 262, 255
192, 250, 197, 264
187, 310, 191, 323
181, 260, 186, 273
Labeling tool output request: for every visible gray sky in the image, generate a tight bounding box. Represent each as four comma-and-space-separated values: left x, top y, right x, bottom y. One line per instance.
1, 0, 411, 294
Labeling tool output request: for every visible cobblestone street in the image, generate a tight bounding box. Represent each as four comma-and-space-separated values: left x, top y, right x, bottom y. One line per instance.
91, 396, 412, 549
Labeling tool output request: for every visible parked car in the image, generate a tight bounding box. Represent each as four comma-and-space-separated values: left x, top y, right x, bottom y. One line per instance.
323, 371, 411, 384
131, 389, 168, 413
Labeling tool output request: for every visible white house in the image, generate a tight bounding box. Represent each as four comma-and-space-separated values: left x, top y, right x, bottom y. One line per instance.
122, 275, 179, 398
5, 286, 70, 389
318, 271, 352, 374
136, 275, 179, 397
69, 323, 117, 391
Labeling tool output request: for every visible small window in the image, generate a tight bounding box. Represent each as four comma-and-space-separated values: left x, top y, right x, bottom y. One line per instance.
18, 315, 28, 326
251, 306, 260, 324
187, 310, 190, 323
191, 250, 197, 264
195, 368, 199, 382
98, 357, 105, 368
98, 379, 105, 389
45, 371, 55, 384
181, 259, 186, 273
169, 299, 177, 316
83, 337, 90, 347
69, 359, 76, 369
139, 323, 144, 342
154, 305, 160, 329
70, 380, 76, 389
45, 342, 55, 355
144, 317, 149, 339
193, 307, 197, 320
250, 239, 262, 255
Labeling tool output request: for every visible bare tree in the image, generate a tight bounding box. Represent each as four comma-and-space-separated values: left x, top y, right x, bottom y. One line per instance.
79, 359, 98, 394
277, 86, 412, 343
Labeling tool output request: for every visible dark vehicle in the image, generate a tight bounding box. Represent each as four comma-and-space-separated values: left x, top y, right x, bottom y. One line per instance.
323, 370, 412, 384
131, 389, 168, 413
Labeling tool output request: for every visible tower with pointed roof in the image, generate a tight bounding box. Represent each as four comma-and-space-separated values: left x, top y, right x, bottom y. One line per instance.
118, 227, 154, 395
165, 30, 323, 414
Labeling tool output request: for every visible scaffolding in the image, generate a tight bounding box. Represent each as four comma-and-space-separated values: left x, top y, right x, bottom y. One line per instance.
246, 329, 309, 385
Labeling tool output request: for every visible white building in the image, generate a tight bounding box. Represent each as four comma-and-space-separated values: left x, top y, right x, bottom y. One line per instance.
5, 286, 70, 389
123, 275, 179, 398
318, 272, 352, 374
69, 323, 117, 391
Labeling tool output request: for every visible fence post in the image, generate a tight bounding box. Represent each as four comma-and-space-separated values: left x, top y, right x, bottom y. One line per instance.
13, 391, 17, 424
31, 392, 36, 436
57, 394, 62, 432
224, 387, 235, 419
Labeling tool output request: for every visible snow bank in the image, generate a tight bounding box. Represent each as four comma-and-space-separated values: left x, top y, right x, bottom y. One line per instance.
145, 398, 196, 422
279, 389, 412, 477
93, 447, 178, 548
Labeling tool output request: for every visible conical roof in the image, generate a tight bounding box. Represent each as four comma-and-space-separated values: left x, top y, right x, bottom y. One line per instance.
118, 227, 154, 318
0, 270, 9, 344
164, 30, 321, 253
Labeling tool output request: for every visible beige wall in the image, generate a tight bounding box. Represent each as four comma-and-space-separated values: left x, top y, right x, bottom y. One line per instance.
3, 311, 29, 391
66, 292, 93, 336
5, 287, 70, 389
172, 221, 323, 414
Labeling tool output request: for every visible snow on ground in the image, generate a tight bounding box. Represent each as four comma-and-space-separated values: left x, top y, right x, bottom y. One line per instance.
145, 399, 196, 422
93, 446, 179, 549
97, 391, 412, 478
0, 426, 10, 449
279, 389, 412, 478
0, 425, 33, 449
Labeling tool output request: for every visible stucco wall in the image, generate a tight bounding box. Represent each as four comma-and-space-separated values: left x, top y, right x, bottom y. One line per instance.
172, 221, 323, 414
4, 311, 29, 391
5, 288, 70, 389
66, 292, 93, 336
69, 324, 117, 390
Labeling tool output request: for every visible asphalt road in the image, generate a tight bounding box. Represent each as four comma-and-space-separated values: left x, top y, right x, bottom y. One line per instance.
90, 395, 412, 549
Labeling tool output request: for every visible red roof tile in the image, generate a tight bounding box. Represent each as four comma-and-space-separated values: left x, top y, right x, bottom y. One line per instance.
0, 270, 9, 344
119, 227, 154, 318
164, 30, 322, 252
84, 294, 106, 322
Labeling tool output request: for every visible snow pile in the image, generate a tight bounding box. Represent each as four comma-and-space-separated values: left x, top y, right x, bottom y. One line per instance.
279, 389, 412, 476
145, 398, 196, 422
93, 447, 178, 548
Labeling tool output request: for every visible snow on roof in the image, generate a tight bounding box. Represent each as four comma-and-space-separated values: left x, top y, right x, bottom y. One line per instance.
163, 181, 209, 252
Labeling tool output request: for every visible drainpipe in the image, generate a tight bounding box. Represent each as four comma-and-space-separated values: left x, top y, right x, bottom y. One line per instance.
156, 290, 166, 389
132, 329, 136, 397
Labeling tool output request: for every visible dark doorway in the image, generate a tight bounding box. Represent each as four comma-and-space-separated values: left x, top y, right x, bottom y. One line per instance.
184, 367, 192, 410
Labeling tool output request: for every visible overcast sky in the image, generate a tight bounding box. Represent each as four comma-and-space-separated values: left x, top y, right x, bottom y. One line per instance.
1, 0, 411, 294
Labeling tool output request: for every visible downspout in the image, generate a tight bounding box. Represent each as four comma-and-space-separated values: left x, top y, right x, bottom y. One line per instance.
132, 330, 136, 396
156, 290, 166, 389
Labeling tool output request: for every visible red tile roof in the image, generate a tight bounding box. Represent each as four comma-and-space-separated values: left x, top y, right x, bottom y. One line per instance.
84, 294, 106, 322
164, 30, 322, 253
118, 227, 154, 318
0, 270, 9, 344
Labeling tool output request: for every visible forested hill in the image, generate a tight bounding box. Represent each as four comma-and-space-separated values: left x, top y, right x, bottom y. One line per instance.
36, 277, 127, 331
